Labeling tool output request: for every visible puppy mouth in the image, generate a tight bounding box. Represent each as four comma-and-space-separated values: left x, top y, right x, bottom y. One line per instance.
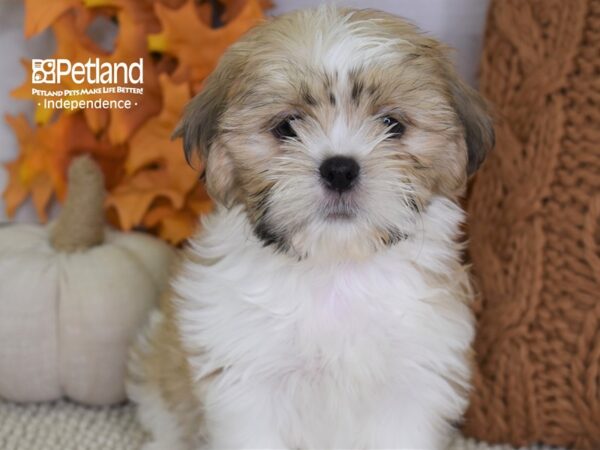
325, 210, 355, 221
321, 196, 358, 221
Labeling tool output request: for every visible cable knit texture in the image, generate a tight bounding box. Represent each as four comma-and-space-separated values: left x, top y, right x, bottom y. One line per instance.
464, 0, 600, 449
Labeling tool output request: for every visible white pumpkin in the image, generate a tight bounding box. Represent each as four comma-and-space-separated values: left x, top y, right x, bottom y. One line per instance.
0, 156, 175, 405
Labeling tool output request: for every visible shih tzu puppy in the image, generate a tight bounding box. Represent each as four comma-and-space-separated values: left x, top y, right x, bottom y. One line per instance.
127, 6, 493, 450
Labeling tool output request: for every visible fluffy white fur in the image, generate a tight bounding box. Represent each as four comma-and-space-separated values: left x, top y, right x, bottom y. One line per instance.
185, 199, 471, 449
129, 198, 474, 450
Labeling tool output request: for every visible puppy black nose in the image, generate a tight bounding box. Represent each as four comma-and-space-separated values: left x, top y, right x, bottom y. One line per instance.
319, 156, 360, 193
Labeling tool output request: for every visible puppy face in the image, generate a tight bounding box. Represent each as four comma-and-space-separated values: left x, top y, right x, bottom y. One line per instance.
176, 7, 494, 260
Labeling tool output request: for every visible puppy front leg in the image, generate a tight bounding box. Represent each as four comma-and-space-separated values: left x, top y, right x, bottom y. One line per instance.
360, 393, 454, 450
205, 414, 288, 450
204, 386, 289, 450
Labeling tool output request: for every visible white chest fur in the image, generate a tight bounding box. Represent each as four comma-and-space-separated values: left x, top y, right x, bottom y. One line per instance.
174, 197, 474, 449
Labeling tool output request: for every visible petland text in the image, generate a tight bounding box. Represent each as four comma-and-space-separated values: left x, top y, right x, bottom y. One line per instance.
32, 58, 144, 85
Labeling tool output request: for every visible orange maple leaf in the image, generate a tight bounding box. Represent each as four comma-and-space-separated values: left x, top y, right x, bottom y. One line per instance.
83, 0, 162, 33
3, 159, 53, 221
125, 74, 190, 173
106, 74, 209, 242
148, 0, 265, 85
144, 204, 198, 244
3, 113, 124, 220
143, 185, 212, 244
105, 168, 190, 230
81, 0, 194, 33
195, 0, 272, 26
23, 0, 80, 37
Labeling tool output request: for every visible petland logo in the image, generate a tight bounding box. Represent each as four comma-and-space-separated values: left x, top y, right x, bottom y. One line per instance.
31, 58, 145, 111
32, 58, 144, 85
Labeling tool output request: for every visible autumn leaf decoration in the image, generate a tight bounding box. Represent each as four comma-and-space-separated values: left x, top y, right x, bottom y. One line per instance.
3, 0, 269, 244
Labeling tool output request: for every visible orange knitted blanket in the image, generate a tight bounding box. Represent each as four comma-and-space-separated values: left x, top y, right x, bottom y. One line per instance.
464, 0, 600, 449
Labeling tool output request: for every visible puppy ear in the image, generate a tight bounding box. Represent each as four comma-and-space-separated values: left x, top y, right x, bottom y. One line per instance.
446, 69, 495, 175
172, 76, 227, 163
172, 55, 240, 206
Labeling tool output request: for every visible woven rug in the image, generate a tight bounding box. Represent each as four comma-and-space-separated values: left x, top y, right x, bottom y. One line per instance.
0, 400, 563, 450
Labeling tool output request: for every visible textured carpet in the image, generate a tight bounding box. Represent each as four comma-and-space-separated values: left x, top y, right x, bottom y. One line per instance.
0, 400, 564, 450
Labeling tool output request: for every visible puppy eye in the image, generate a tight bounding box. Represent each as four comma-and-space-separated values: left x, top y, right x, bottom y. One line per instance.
382, 116, 406, 138
272, 116, 300, 140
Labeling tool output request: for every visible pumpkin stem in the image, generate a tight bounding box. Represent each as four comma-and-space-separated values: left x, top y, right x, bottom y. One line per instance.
50, 155, 105, 252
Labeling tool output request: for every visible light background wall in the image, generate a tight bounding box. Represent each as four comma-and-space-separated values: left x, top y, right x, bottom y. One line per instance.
0, 0, 490, 223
